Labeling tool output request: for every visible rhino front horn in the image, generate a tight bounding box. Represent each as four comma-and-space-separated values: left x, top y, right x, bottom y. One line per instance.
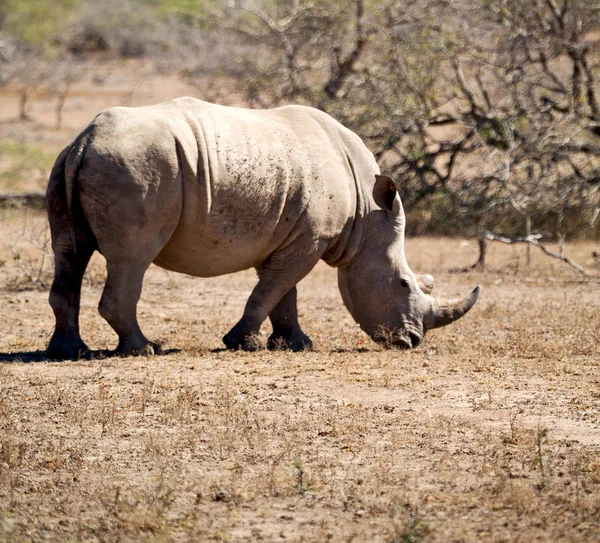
428, 286, 481, 330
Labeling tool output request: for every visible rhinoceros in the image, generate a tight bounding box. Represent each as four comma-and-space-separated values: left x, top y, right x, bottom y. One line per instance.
45, 97, 479, 359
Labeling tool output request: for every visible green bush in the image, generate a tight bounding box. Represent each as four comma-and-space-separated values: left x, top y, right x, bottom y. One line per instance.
0, 140, 56, 192
0, 0, 81, 44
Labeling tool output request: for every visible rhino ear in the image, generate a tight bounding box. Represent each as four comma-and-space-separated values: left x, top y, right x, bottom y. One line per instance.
373, 174, 398, 211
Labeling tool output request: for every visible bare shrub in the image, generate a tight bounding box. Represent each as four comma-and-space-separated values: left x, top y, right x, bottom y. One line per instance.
200, 0, 600, 249
4, 220, 53, 291
2, 217, 106, 291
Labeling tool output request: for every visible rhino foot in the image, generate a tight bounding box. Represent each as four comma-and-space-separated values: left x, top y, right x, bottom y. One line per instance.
46, 334, 90, 361
267, 332, 313, 352
223, 326, 262, 351
115, 340, 163, 357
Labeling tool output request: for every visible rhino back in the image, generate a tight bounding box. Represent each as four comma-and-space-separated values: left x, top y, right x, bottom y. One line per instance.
78, 98, 374, 276
157, 99, 368, 276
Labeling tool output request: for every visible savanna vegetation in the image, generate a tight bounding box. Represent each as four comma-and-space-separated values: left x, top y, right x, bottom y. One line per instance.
2, 0, 600, 242
1, 215, 599, 542
0, 1, 599, 542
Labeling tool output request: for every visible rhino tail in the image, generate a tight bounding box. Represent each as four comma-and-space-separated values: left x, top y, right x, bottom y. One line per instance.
46, 131, 92, 254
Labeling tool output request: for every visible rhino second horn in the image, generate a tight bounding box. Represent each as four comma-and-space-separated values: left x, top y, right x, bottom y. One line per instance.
418, 274, 435, 294
428, 286, 481, 330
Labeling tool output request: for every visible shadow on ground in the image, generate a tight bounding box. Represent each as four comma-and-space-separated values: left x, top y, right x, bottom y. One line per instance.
0, 348, 181, 363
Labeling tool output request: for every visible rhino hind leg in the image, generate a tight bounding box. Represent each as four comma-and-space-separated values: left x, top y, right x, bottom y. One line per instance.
47, 245, 95, 360
98, 258, 161, 356
76, 154, 182, 356
267, 287, 312, 352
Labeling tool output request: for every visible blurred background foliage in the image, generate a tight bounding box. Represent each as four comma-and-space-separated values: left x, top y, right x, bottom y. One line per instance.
1, 0, 599, 241
0, 0, 81, 44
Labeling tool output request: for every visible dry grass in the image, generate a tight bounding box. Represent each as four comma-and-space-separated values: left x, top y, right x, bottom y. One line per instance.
1, 67, 599, 542
0, 211, 599, 543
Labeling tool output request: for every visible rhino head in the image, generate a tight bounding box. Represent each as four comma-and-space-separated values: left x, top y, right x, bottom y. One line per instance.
337, 175, 480, 349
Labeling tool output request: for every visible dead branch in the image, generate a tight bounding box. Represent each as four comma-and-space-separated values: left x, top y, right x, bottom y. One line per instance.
0, 193, 46, 210
324, 0, 366, 99
6, 243, 49, 291
482, 230, 590, 276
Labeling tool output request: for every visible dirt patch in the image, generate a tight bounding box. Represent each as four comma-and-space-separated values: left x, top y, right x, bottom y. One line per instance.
0, 212, 599, 542
1, 63, 599, 542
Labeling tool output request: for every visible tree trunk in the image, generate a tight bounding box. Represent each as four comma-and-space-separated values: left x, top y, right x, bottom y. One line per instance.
476, 233, 488, 271
525, 215, 532, 267
55, 90, 68, 130
19, 86, 31, 121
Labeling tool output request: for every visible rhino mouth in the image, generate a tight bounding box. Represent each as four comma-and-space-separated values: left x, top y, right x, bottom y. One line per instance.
390, 331, 422, 350
371, 326, 423, 349
407, 331, 422, 348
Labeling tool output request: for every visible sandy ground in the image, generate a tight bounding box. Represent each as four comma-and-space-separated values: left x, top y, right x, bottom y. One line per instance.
0, 210, 599, 542
1, 65, 599, 542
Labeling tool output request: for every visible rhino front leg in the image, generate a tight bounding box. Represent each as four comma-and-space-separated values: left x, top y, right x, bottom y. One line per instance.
267, 287, 312, 351
223, 242, 325, 351
47, 246, 95, 359
98, 258, 161, 356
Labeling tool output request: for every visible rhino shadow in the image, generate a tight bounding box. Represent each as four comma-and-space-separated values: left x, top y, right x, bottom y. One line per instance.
0, 348, 181, 363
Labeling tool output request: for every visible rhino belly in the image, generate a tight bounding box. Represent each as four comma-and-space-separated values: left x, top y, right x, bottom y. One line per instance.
153, 224, 273, 277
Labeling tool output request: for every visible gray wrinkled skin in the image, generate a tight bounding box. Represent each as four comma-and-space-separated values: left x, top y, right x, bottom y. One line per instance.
45, 98, 479, 359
